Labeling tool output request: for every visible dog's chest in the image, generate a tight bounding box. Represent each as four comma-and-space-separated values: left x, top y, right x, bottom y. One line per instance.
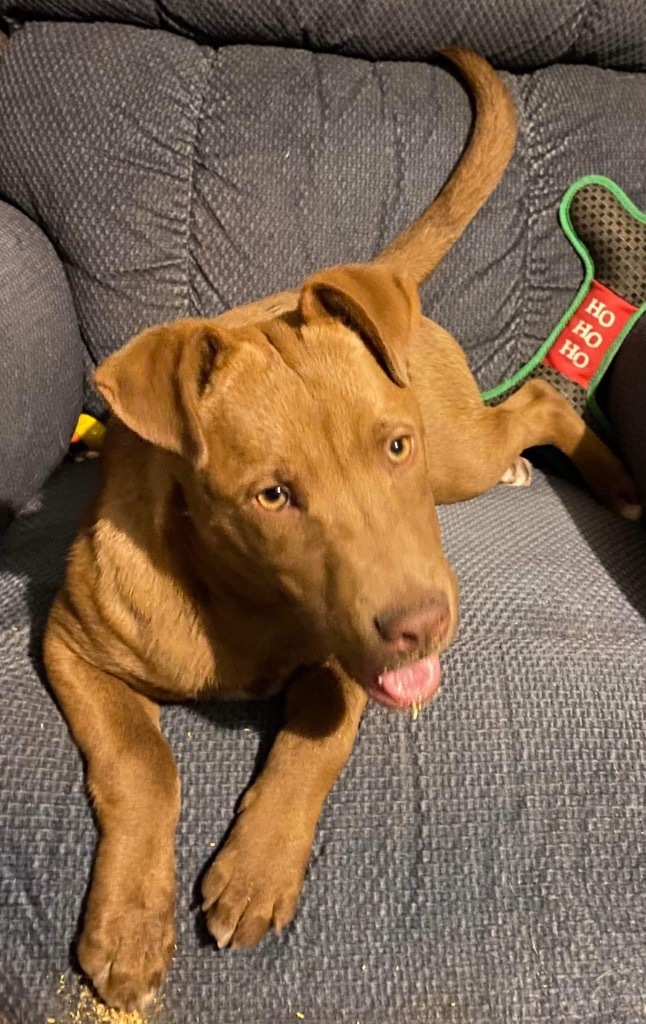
133, 598, 303, 702
93, 517, 309, 700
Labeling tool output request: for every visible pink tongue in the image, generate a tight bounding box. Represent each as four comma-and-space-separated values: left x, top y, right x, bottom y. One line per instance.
378, 656, 441, 707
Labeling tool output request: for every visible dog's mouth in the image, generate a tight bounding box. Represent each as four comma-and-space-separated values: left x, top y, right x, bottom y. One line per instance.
361, 655, 441, 710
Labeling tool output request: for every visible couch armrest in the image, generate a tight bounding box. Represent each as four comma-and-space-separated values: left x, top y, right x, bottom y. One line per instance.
0, 201, 83, 527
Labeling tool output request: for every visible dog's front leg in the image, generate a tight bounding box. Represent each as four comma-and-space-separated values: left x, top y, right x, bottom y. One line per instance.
44, 626, 180, 1012
202, 661, 367, 949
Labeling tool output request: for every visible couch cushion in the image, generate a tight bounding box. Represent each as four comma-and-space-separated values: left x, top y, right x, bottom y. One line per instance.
1, 461, 645, 1023
0, 23, 645, 418
1, 0, 645, 70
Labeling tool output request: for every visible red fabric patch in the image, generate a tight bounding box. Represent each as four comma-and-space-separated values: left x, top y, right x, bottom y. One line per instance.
543, 279, 638, 388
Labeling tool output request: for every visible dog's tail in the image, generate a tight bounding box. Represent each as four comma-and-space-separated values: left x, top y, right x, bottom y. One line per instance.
374, 48, 517, 285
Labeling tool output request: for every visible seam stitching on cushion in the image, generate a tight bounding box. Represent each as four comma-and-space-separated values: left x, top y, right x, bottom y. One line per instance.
517, 74, 535, 384
371, 63, 393, 257
571, 0, 601, 62
388, 66, 405, 262
469, 72, 526, 392
185, 47, 216, 319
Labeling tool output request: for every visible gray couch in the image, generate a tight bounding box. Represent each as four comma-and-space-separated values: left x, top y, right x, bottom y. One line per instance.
1, 3, 645, 1022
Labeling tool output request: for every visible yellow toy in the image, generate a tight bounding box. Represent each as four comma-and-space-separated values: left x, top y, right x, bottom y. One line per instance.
70, 413, 106, 453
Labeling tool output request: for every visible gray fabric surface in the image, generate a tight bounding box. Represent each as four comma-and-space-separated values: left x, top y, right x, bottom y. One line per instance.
0, 24, 645, 420
0, 201, 83, 523
1, 0, 645, 70
1, 462, 645, 1024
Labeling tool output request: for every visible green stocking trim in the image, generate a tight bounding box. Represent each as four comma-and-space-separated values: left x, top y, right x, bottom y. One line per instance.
481, 174, 646, 436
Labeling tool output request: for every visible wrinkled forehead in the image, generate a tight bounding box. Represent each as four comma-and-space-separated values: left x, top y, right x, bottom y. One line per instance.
204, 319, 416, 466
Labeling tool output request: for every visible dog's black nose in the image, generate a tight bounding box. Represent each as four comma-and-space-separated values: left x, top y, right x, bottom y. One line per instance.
374, 591, 450, 654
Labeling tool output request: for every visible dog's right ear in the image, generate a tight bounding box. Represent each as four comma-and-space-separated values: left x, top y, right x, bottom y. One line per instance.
299, 264, 419, 387
94, 318, 223, 466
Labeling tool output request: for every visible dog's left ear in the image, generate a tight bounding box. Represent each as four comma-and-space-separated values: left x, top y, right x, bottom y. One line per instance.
298, 263, 420, 386
94, 318, 223, 466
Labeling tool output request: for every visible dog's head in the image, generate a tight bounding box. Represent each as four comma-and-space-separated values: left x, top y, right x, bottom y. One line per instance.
95, 264, 458, 709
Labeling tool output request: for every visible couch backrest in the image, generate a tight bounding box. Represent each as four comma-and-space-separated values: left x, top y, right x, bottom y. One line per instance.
1, 0, 645, 71
0, 13, 645, 417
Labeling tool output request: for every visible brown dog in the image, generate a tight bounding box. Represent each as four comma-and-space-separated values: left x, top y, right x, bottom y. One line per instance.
43, 48, 639, 1012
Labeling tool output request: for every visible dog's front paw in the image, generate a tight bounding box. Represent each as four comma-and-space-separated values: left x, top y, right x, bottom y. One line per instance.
78, 888, 175, 1012
202, 790, 312, 950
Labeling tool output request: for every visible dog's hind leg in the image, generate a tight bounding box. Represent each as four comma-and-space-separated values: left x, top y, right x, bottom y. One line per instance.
498, 380, 640, 518
448, 378, 641, 519
499, 456, 533, 487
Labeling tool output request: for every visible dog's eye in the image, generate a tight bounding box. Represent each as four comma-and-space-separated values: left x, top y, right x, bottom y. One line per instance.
387, 435, 413, 463
256, 485, 290, 511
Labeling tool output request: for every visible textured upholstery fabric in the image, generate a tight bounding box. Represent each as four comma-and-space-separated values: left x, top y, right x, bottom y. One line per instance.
1, 463, 646, 1024
0, 24, 645, 419
1, 0, 645, 70
0, 201, 83, 522
0, 7, 645, 1023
